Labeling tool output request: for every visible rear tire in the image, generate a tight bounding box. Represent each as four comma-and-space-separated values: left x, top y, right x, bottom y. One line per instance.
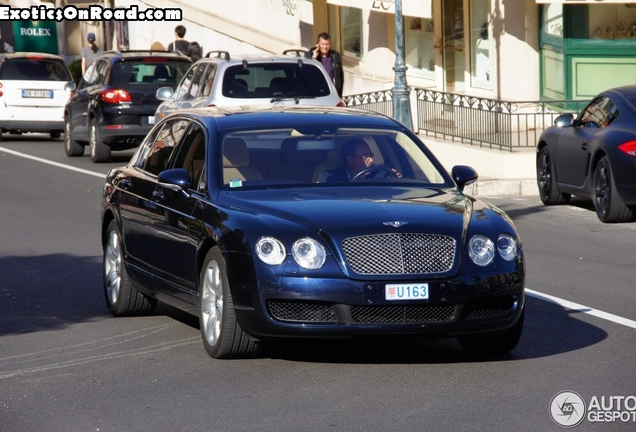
537, 146, 570, 205
64, 117, 84, 156
593, 156, 635, 223
89, 118, 110, 163
103, 220, 156, 316
199, 247, 260, 359
457, 309, 524, 355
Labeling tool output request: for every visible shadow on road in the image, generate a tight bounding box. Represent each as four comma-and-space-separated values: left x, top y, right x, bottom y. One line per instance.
0, 253, 607, 365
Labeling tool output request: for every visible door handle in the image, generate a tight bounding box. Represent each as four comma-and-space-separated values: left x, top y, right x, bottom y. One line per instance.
152, 190, 165, 202
119, 178, 133, 190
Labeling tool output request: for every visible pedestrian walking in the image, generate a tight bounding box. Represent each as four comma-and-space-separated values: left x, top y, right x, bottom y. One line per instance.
187, 41, 203, 62
306, 32, 344, 97
81, 32, 101, 74
167, 25, 190, 55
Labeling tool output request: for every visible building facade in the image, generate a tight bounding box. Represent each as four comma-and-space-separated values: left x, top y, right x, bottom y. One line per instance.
5, 0, 634, 106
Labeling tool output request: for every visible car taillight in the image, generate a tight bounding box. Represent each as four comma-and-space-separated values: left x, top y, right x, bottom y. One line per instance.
208, 103, 216, 107
618, 140, 636, 157
337, 101, 345, 107
101, 89, 132, 103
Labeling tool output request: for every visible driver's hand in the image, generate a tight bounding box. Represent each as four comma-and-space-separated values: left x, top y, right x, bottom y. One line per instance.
391, 168, 403, 178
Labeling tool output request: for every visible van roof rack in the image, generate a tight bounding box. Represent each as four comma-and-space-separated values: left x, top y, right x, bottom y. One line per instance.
205, 50, 230, 60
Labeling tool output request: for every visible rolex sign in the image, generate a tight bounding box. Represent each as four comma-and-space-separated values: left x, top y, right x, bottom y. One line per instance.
13, 21, 58, 54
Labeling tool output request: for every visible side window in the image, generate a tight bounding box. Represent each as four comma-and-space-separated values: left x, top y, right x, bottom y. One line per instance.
93, 60, 109, 85
201, 65, 217, 98
171, 124, 206, 191
78, 62, 97, 89
186, 64, 207, 99
175, 66, 197, 100
578, 97, 617, 129
132, 123, 165, 168
142, 119, 190, 175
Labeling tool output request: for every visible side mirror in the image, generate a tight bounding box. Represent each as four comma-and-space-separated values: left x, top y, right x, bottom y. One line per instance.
554, 113, 574, 128
158, 168, 192, 200
155, 86, 174, 101
64, 81, 76, 92
451, 165, 478, 192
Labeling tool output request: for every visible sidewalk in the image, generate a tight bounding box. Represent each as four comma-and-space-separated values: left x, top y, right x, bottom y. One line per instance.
420, 134, 538, 197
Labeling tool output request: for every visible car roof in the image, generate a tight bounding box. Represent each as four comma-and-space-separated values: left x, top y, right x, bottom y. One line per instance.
99, 49, 191, 61
167, 105, 403, 131
194, 50, 315, 66
1, 52, 66, 61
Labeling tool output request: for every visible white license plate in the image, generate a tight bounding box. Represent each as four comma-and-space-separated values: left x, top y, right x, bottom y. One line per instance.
148, 116, 155, 125
22, 89, 53, 98
385, 283, 429, 301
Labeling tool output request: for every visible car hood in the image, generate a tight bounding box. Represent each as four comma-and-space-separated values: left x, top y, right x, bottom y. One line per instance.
220, 186, 472, 240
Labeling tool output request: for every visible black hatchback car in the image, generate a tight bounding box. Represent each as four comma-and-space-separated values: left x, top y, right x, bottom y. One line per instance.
101, 106, 525, 359
64, 49, 191, 162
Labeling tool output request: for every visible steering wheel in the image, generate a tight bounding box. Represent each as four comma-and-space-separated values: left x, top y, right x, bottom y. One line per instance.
351, 166, 399, 182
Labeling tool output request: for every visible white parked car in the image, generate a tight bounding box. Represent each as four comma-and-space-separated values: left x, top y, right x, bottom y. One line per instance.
0, 52, 75, 140
154, 50, 344, 123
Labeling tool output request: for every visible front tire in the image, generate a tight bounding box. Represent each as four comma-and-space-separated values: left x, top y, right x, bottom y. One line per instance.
199, 247, 260, 359
103, 220, 156, 316
64, 117, 84, 156
457, 309, 524, 354
89, 118, 110, 163
593, 156, 635, 223
537, 146, 570, 205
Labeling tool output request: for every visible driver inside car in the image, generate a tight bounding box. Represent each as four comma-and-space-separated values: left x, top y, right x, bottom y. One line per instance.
318, 137, 402, 182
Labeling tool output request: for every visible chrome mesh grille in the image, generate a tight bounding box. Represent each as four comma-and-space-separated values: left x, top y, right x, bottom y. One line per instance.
351, 305, 456, 324
268, 301, 337, 324
342, 233, 456, 275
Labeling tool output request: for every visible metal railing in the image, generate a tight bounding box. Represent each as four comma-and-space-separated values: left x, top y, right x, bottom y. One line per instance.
415, 89, 588, 151
343, 90, 393, 118
342, 87, 588, 151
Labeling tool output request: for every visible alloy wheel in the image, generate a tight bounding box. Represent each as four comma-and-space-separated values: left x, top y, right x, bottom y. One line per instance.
104, 230, 122, 305
201, 260, 224, 347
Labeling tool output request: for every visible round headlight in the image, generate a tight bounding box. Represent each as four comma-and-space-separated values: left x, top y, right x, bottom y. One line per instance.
292, 237, 326, 270
255, 237, 286, 265
468, 235, 495, 267
497, 234, 518, 261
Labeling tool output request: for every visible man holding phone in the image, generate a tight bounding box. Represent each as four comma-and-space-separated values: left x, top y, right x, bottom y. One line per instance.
306, 32, 344, 98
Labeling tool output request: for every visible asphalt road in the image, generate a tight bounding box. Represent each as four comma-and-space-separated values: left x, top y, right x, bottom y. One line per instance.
1, 134, 635, 432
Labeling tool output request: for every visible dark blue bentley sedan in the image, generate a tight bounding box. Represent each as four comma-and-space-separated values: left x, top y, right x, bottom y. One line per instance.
101, 106, 525, 359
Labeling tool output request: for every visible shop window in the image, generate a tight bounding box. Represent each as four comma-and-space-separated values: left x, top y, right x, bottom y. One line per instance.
405, 17, 435, 81
570, 4, 636, 43
540, 4, 565, 100
329, 5, 363, 60
469, 0, 491, 90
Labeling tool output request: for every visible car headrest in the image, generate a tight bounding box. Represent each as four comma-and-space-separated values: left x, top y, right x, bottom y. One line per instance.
223, 138, 249, 168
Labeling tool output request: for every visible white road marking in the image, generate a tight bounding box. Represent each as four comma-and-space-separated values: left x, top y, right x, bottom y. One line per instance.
526, 288, 636, 330
0, 146, 105, 178
4, 146, 634, 331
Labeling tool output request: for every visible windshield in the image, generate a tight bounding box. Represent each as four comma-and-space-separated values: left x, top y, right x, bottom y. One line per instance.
220, 127, 449, 189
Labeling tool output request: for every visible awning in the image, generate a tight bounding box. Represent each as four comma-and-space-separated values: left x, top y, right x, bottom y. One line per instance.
327, 0, 432, 19
536, 1, 635, 3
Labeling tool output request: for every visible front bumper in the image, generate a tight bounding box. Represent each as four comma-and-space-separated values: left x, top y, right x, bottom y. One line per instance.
233, 268, 526, 341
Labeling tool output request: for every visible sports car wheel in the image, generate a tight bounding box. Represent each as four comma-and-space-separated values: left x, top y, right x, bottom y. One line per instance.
103, 220, 156, 316
537, 147, 569, 205
64, 117, 84, 157
89, 118, 110, 163
457, 309, 524, 354
593, 156, 635, 223
199, 247, 260, 359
